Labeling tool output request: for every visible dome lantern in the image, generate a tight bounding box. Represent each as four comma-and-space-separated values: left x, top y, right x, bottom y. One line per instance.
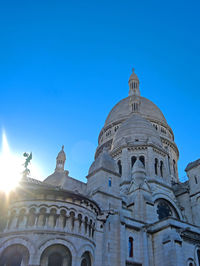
128, 68, 140, 96
55, 145, 66, 172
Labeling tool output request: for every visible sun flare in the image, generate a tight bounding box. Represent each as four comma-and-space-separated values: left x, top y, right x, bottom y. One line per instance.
0, 132, 43, 194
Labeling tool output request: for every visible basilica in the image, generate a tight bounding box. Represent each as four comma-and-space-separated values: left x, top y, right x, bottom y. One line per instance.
0, 70, 200, 266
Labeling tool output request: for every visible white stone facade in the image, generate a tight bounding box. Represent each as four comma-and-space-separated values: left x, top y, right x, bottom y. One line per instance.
0, 69, 200, 266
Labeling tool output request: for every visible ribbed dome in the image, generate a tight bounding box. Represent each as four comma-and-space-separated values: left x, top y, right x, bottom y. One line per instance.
89, 148, 118, 175
112, 114, 162, 150
105, 96, 167, 127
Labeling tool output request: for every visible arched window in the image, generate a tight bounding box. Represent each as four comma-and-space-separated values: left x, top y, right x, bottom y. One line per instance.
195, 176, 198, 184
108, 178, 112, 187
48, 252, 63, 266
69, 211, 75, 230
4, 252, 22, 266
173, 159, 176, 176
27, 208, 36, 226
84, 217, 88, 234
38, 208, 47, 226
156, 199, 174, 220
187, 258, 195, 266
81, 251, 91, 266
17, 209, 26, 227
160, 161, 164, 177
139, 156, 145, 167
40, 244, 72, 266
60, 210, 67, 228
131, 156, 137, 167
197, 249, 200, 265
128, 237, 133, 257
0, 244, 30, 266
118, 160, 122, 175
155, 158, 158, 175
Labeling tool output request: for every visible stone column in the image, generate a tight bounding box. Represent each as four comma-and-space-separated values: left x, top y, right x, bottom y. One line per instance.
119, 222, 126, 266
121, 148, 130, 182
142, 228, 150, 266
147, 147, 154, 178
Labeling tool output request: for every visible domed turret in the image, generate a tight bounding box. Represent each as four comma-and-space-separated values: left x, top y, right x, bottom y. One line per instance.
112, 114, 162, 151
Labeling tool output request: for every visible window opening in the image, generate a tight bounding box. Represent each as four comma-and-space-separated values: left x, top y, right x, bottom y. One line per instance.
160, 161, 163, 177
197, 249, 200, 265
118, 160, 122, 175
128, 237, 133, 257
139, 156, 145, 167
173, 160, 176, 176
48, 252, 63, 266
157, 201, 172, 220
5, 252, 22, 266
131, 156, 137, 167
81, 252, 91, 266
155, 158, 158, 175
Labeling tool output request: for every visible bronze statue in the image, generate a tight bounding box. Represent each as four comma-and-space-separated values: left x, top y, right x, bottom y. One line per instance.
22, 152, 32, 178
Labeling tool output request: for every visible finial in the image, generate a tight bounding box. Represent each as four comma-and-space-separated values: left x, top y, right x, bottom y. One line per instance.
132, 68, 135, 73
62, 145, 64, 151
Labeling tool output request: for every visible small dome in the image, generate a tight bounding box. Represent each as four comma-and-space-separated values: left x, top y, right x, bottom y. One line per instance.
89, 148, 118, 175
57, 145, 66, 161
112, 114, 162, 150
129, 68, 139, 82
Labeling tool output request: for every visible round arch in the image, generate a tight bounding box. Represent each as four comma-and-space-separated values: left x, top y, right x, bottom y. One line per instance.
187, 258, 195, 266
77, 244, 94, 266
0, 243, 30, 266
194, 245, 200, 266
0, 237, 35, 257
153, 193, 183, 220
37, 238, 76, 265
40, 244, 72, 266
80, 251, 92, 266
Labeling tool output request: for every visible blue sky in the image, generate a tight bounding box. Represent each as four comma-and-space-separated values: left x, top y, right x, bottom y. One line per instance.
0, 0, 199, 182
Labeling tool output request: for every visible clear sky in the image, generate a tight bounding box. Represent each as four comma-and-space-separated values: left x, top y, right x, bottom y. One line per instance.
0, 0, 199, 183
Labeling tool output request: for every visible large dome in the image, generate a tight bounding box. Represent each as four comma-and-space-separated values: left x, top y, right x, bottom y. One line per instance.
95, 69, 178, 160
105, 95, 167, 127
112, 114, 162, 150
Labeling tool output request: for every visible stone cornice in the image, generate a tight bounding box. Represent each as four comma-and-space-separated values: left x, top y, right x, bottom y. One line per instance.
146, 217, 200, 235
90, 189, 122, 201
0, 230, 96, 246
10, 185, 101, 214
161, 137, 179, 157
111, 143, 168, 158
86, 167, 121, 179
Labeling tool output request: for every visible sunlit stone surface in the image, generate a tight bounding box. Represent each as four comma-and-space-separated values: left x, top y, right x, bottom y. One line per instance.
0, 69, 199, 266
